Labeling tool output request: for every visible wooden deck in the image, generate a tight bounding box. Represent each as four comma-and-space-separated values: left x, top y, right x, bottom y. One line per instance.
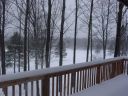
71, 74, 128, 96
0, 57, 128, 96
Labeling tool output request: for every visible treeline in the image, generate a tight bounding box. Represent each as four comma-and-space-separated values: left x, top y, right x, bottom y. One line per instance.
0, 0, 128, 75
64, 37, 116, 50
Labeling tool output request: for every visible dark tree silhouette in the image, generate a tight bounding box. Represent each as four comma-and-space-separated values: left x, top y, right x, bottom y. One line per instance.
1, 0, 6, 74
45, 0, 52, 68
114, 2, 124, 57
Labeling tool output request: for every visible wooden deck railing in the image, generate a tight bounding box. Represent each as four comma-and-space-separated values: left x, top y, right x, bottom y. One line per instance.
0, 57, 128, 96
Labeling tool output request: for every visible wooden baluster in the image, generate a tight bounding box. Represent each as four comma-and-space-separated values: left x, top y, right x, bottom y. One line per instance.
121, 60, 124, 74
118, 61, 120, 75
87, 69, 90, 88
106, 64, 109, 80
84, 70, 87, 89
95, 67, 97, 85
105, 65, 107, 81
94, 67, 96, 85
116, 63, 117, 76
73, 72, 76, 93
127, 61, 128, 75
126, 60, 128, 75
90, 68, 92, 87
118, 62, 120, 75
82, 70, 85, 90
64, 74, 66, 96
111, 63, 116, 78
12, 86, 15, 96
123, 60, 126, 74
80, 71, 82, 91
70, 74, 72, 95
19, 84, 22, 96
92, 68, 94, 86
89, 68, 91, 87
103, 65, 105, 81
60, 76, 62, 96
31, 82, 33, 96
71, 72, 75, 94
24, 83, 28, 96
52, 77, 54, 96
103, 65, 106, 81
76, 71, 79, 92
56, 77, 58, 96
67, 74, 70, 96
96, 65, 100, 84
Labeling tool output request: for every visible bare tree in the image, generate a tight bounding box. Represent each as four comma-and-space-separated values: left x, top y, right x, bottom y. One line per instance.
59, 0, 66, 66
100, 0, 111, 59
86, 0, 94, 62
45, 0, 52, 68
103, 0, 111, 59
114, 2, 124, 57
0, 0, 2, 75
73, 0, 78, 64
24, 0, 30, 72
1, 0, 6, 74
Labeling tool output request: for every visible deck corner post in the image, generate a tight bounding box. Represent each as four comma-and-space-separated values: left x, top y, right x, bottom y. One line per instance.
42, 76, 50, 96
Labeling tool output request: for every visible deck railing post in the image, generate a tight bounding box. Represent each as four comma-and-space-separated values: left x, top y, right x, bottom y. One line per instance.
120, 60, 124, 74
42, 76, 49, 96
111, 63, 116, 78
96, 65, 100, 84
125, 60, 128, 75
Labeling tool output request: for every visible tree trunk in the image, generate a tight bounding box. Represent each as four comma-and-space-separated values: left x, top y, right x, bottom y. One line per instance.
86, 0, 94, 62
73, 0, 78, 64
0, 1, 2, 75
114, 2, 124, 57
1, 0, 6, 74
59, 0, 66, 67
104, 0, 110, 59
24, 0, 30, 71
45, 0, 52, 68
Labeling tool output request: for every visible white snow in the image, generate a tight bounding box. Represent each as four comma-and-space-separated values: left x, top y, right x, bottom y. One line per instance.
6, 49, 114, 74
71, 75, 128, 96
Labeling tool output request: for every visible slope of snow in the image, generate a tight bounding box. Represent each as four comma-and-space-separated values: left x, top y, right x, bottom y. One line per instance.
71, 75, 128, 96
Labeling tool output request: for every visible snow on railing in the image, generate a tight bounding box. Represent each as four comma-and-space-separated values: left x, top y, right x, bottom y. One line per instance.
0, 57, 128, 96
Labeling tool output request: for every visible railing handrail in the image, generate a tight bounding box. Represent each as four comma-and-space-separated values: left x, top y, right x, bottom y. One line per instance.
0, 56, 127, 88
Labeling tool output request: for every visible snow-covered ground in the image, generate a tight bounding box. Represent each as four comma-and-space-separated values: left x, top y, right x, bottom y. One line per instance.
71, 75, 128, 96
6, 49, 113, 74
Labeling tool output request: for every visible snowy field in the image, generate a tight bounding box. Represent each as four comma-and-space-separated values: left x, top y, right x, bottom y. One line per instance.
6, 49, 113, 74
71, 75, 128, 96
